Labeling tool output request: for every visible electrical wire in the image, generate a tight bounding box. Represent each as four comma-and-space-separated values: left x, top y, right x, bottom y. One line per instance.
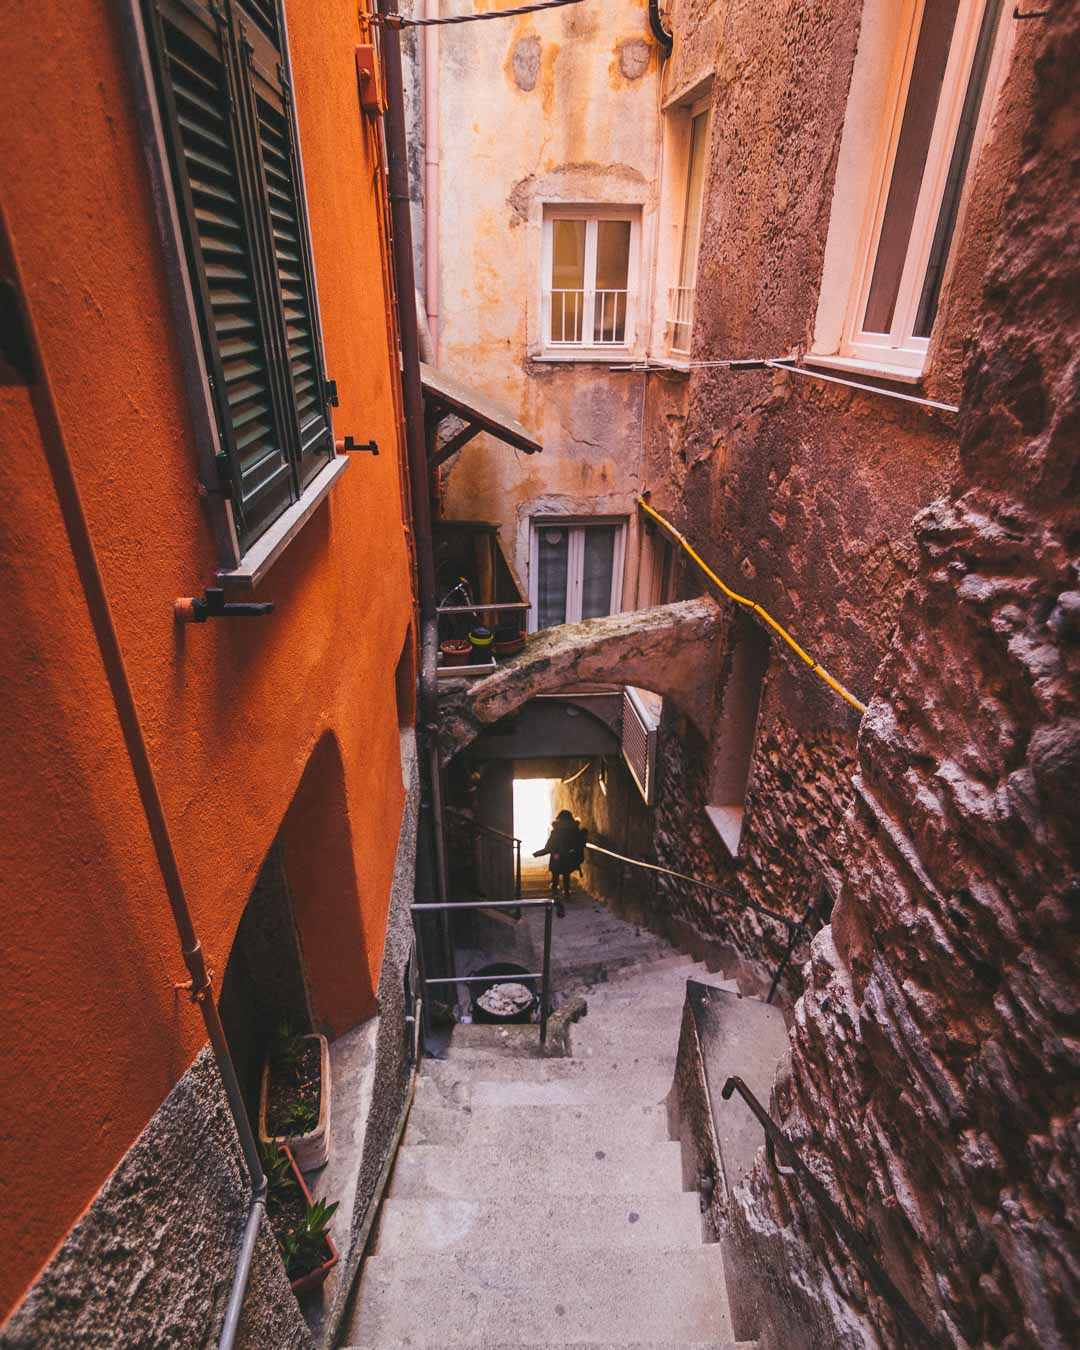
371, 0, 587, 28
638, 496, 869, 715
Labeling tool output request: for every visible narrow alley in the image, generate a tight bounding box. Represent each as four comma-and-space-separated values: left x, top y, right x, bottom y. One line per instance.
0, 0, 1076, 1348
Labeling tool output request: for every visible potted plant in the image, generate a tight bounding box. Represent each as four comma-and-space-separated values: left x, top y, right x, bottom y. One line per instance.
493, 622, 526, 658
259, 1020, 332, 1170
439, 637, 473, 666
263, 1143, 339, 1295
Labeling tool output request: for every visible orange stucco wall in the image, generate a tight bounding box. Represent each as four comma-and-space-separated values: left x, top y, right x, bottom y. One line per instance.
0, 0, 413, 1319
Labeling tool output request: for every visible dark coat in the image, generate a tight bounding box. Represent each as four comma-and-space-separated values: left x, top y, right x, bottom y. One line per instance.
536, 819, 587, 877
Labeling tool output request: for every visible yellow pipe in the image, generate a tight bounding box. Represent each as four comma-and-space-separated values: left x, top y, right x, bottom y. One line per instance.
638, 496, 868, 716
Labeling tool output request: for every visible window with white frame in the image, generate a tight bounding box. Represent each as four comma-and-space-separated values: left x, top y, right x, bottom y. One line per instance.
840, 0, 1005, 372
542, 208, 639, 352
669, 100, 711, 355
529, 519, 625, 630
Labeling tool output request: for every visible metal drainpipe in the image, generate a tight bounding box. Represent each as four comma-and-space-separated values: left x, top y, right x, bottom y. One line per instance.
0, 211, 266, 1350
380, 0, 450, 911
648, 0, 673, 53
423, 0, 440, 362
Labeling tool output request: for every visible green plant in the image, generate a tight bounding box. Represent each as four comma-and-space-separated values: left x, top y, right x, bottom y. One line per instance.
270, 1018, 306, 1083
281, 1097, 319, 1137
282, 1197, 339, 1279
260, 1143, 298, 1199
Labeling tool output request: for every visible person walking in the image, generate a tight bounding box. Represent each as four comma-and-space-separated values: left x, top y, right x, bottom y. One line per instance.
534, 809, 587, 916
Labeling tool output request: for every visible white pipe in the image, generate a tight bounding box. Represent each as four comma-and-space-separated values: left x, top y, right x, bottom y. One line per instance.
424, 0, 440, 361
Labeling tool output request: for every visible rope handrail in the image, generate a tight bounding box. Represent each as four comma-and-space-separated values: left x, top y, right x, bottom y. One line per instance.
584, 841, 795, 930
637, 496, 868, 715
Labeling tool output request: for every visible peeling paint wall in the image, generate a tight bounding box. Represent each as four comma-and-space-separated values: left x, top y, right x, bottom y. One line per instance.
409, 0, 669, 603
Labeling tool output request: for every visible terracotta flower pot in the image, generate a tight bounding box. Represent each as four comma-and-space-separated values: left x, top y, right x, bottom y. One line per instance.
440, 639, 472, 667
279, 1145, 339, 1296
259, 1032, 332, 1171
493, 635, 526, 658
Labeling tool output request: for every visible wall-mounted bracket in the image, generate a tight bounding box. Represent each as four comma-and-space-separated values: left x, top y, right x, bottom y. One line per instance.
336, 436, 379, 455
174, 587, 275, 623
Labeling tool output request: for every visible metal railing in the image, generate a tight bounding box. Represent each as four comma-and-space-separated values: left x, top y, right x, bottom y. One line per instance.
583, 841, 819, 1002
446, 806, 523, 900
668, 284, 695, 353
547, 288, 632, 346
721, 1076, 942, 1349
410, 899, 556, 1046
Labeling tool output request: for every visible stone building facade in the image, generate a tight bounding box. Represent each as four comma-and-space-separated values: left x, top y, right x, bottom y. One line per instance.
413, 0, 1076, 1345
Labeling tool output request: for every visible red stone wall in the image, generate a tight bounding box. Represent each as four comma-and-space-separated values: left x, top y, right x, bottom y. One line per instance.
722, 9, 1080, 1347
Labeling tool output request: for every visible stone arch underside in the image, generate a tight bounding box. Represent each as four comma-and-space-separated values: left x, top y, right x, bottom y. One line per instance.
438, 597, 726, 759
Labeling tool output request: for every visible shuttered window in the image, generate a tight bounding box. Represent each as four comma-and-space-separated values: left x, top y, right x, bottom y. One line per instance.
144, 0, 333, 552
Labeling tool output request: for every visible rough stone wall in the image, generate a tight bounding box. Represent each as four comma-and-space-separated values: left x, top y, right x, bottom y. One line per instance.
0, 1049, 310, 1350
637, 0, 1034, 1023
727, 10, 1080, 1348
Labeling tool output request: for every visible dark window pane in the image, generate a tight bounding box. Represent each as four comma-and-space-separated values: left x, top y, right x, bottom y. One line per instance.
536, 526, 569, 628
914, 0, 1003, 337
862, 0, 960, 334
581, 525, 616, 619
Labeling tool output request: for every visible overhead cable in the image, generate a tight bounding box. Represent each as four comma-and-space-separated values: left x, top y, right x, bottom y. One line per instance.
638, 496, 869, 716
371, 0, 587, 28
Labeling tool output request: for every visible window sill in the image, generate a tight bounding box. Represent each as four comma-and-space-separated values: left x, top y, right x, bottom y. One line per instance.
704, 804, 744, 859
530, 351, 636, 366
804, 352, 925, 386
215, 454, 349, 590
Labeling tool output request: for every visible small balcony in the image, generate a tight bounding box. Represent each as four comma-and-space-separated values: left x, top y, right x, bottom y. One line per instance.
544, 288, 635, 349
435, 521, 531, 677
668, 285, 695, 355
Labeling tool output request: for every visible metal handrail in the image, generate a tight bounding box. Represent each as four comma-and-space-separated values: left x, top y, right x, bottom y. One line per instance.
584, 841, 818, 1002
410, 899, 555, 1045
721, 1076, 942, 1349
447, 806, 523, 899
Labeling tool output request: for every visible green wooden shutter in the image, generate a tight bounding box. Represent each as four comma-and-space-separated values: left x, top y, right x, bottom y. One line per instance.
242, 21, 334, 492
145, 0, 333, 551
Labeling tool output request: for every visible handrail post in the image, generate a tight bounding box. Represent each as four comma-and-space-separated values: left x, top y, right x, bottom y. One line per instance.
540, 900, 553, 1045
515, 839, 522, 900
412, 909, 431, 1051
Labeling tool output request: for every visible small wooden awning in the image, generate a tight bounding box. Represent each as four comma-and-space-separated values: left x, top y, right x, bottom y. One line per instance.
421, 362, 542, 468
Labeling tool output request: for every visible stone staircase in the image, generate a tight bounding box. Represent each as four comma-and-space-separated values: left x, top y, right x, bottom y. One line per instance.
341, 890, 772, 1349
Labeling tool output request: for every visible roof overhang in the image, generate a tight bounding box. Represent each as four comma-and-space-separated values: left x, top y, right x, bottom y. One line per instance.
421, 362, 542, 466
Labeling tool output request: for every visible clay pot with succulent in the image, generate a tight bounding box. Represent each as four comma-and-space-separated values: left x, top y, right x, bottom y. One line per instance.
259, 1019, 332, 1170
262, 1143, 339, 1295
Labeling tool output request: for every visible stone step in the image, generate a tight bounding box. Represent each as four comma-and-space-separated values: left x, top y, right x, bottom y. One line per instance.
347, 1246, 733, 1345
587, 978, 737, 1007
346, 1341, 755, 1349
405, 1100, 671, 1149
422, 1053, 673, 1084
387, 1139, 684, 1199
417, 1071, 673, 1109
374, 1191, 702, 1253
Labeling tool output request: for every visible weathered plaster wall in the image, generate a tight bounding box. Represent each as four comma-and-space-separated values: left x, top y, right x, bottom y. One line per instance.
726, 9, 1079, 1348
0, 1050, 310, 1350
0, 0, 414, 1321
423, 0, 667, 603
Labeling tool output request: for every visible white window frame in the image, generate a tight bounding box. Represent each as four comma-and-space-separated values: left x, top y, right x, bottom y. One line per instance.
836, 0, 1003, 375
541, 207, 640, 356
668, 94, 712, 357
528, 517, 627, 632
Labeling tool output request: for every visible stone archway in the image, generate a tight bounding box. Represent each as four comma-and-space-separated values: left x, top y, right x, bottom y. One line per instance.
438, 597, 725, 759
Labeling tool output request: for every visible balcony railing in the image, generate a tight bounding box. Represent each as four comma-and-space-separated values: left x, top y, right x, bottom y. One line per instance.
668, 284, 695, 354
546, 289, 633, 347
